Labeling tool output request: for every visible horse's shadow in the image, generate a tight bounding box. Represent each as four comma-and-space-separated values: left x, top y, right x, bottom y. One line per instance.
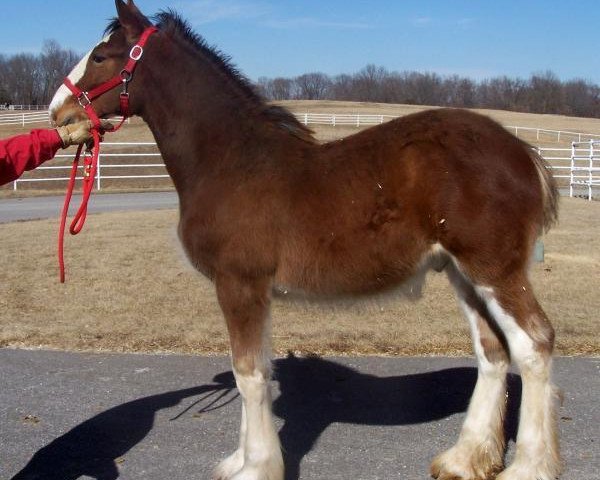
11, 355, 521, 480
10, 374, 238, 480
272, 355, 521, 480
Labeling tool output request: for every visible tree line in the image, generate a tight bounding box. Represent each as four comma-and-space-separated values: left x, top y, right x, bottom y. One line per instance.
0, 40, 79, 106
2, 41, 599, 118
256, 65, 600, 118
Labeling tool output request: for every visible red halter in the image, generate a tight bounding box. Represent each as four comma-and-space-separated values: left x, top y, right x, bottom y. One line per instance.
58, 26, 158, 283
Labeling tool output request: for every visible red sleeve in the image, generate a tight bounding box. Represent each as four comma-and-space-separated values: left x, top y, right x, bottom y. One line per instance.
0, 129, 63, 186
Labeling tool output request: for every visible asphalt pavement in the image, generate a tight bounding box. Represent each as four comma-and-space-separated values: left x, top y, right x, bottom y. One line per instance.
0, 191, 179, 223
1, 350, 598, 480
0, 190, 577, 224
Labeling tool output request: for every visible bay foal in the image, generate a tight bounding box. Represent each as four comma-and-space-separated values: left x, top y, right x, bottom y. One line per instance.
50, 2, 561, 479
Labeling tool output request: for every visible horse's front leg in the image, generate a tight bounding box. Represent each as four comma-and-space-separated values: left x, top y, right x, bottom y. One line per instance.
213, 272, 284, 480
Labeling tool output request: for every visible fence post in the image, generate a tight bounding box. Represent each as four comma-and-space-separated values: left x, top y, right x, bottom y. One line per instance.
97, 152, 102, 190
589, 140, 594, 201
570, 142, 575, 198
13, 180, 17, 191
22, 114, 25, 127
304, 113, 308, 126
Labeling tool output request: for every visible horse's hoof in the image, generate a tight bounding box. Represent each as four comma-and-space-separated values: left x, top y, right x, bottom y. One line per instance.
213, 449, 244, 480
495, 463, 561, 480
430, 445, 502, 480
229, 463, 284, 480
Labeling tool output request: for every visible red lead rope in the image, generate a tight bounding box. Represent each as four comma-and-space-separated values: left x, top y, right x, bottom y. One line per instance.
58, 26, 158, 283
58, 133, 98, 283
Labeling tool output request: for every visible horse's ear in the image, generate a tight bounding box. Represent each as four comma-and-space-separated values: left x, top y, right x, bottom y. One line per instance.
115, 0, 151, 43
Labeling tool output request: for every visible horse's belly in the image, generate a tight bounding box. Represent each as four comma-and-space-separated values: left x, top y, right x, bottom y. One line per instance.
273, 246, 440, 301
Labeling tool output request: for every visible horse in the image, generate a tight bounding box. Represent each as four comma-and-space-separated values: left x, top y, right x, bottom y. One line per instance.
49, 1, 561, 479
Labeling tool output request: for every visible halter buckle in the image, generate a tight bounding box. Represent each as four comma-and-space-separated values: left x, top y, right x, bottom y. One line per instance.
77, 91, 91, 108
129, 44, 144, 61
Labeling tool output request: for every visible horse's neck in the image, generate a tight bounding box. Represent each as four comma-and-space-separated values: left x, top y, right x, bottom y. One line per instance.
138, 45, 265, 195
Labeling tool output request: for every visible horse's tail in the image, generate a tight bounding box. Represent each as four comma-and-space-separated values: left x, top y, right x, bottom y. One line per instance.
528, 147, 559, 232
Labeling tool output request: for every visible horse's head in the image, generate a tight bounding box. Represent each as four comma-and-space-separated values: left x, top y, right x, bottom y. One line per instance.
50, 0, 153, 127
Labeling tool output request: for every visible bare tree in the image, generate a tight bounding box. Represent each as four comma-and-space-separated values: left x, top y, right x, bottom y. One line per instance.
0, 55, 10, 104
0, 40, 79, 105
294, 72, 332, 100
4, 53, 41, 105
39, 40, 79, 104
259, 65, 599, 118
443, 75, 476, 108
527, 71, 564, 114
257, 76, 295, 100
563, 79, 600, 117
353, 64, 389, 102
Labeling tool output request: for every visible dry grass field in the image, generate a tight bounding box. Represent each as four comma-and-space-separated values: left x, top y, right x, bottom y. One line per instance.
0, 198, 598, 356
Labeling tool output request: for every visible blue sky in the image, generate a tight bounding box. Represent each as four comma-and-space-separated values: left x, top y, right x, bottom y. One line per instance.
2, 1, 599, 84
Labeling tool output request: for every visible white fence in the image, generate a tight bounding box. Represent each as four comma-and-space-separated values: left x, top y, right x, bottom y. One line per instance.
505, 125, 600, 143
4, 110, 599, 199
10, 141, 591, 195
0, 104, 49, 111
292, 112, 600, 143
295, 112, 395, 127
570, 140, 600, 200
12, 142, 169, 191
0, 110, 51, 126
536, 146, 571, 180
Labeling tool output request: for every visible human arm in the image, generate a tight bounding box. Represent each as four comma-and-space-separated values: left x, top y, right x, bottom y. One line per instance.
0, 120, 112, 186
0, 129, 62, 185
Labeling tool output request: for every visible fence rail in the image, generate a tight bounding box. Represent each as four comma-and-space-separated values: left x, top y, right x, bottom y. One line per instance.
570, 140, 600, 201
505, 125, 600, 143
292, 112, 600, 143
0, 110, 51, 126
295, 112, 395, 127
536, 147, 572, 179
3, 109, 599, 200
0, 104, 49, 111
12, 142, 169, 191
10, 141, 595, 198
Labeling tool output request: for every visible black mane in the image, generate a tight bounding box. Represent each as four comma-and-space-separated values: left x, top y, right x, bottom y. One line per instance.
156, 10, 262, 103
104, 10, 314, 143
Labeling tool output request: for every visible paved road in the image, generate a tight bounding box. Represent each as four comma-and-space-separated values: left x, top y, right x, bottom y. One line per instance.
1, 350, 598, 480
0, 192, 179, 223
1, 189, 580, 224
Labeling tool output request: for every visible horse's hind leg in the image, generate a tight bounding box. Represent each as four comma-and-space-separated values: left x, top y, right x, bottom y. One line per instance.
478, 278, 561, 480
213, 272, 284, 480
431, 263, 508, 480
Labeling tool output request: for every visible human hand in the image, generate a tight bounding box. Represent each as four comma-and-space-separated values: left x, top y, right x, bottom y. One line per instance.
56, 119, 114, 148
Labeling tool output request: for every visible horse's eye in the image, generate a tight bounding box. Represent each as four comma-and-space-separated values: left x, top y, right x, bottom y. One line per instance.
92, 54, 106, 64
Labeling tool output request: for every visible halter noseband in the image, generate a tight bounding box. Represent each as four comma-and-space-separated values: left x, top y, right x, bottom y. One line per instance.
57, 26, 158, 283
63, 26, 158, 128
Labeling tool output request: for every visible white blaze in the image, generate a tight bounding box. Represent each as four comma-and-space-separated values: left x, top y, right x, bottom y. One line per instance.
49, 33, 113, 120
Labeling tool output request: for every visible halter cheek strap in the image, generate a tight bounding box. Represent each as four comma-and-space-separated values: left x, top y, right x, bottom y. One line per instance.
58, 26, 158, 283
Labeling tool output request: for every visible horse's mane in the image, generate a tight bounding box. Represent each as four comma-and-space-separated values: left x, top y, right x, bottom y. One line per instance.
105, 11, 316, 144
